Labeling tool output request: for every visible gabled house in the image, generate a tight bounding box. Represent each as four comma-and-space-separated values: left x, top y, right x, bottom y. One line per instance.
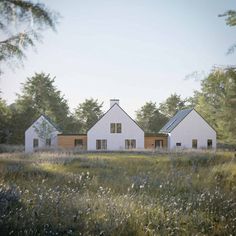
159, 108, 216, 149
87, 99, 144, 151
25, 115, 60, 152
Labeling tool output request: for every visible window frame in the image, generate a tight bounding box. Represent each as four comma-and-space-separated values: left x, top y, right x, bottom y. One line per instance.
125, 139, 136, 149
110, 123, 122, 133
33, 138, 39, 148
192, 139, 198, 149
96, 139, 107, 150
207, 139, 213, 149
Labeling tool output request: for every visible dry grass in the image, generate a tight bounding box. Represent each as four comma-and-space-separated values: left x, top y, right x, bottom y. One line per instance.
0, 150, 236, 235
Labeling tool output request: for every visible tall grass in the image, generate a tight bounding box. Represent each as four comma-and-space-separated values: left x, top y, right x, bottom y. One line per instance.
0, 151, 235, 235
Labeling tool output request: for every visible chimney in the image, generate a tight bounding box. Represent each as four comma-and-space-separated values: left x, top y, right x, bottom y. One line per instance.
110, 99, 119, 107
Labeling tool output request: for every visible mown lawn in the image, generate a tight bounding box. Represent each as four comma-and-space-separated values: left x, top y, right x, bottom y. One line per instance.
0, 151, 236, 235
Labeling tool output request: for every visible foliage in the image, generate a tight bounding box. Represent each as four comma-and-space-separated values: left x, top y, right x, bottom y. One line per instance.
74, 98, 104, 133
33, 118, 56, 141
136, 102, 168, 133
159, 93, 188, 118
8, 73, 71, 144
194, 67, 236, 144
0, 0, 58, 74
219, 10, 236, 54
0, 97, 11, 143
0, 151, 235, 235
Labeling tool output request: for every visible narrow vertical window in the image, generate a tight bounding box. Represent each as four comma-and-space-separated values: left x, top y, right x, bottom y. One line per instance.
192, 139, 198, 149
46, 138, 51, 146
207, 139, 212, 149
33, 139, 39, 148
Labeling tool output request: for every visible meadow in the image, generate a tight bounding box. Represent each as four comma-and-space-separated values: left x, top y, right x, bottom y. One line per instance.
0, 150, 236, 235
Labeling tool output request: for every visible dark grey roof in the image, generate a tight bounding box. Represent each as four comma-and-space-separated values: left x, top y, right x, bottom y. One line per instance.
159, 108, 193, 133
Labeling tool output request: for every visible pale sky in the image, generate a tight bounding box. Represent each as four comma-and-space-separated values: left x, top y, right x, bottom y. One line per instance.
1, 0, 236, 117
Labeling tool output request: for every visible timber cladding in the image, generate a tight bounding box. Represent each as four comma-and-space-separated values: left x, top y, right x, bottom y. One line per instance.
144, 134, 168, 149
58, 134, 87, 149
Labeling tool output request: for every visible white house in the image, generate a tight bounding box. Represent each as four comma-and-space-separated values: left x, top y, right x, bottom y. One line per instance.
159, 108, 216, 149
25, 115, 60, 152
87, 99, 144, 151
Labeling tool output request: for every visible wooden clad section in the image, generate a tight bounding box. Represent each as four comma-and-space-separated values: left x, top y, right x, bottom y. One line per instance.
144, 134, 168, 149
58, 134, 87, 149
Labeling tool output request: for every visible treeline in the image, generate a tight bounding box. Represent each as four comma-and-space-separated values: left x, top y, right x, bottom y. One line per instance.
0, 67, 235, 145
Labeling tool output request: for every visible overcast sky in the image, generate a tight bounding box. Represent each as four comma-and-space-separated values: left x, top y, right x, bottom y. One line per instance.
1, 0, 236, 117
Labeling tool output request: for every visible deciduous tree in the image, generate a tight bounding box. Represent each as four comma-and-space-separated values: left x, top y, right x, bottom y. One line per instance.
74, 99, 103, 133
136, 102, 168, 133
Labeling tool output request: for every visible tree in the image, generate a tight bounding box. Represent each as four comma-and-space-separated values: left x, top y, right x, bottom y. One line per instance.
159, 93, 187, 118
136, 102, 168, 133
8, 72, 71, 143
194, 67, 236, 144
0, 97, 11, 143
74, 99, 103, 133
219, 10, 236, 54
0, 0, 58, 74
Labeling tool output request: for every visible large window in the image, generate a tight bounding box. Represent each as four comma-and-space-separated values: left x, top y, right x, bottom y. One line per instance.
176, 142, 181, 147
125, 139, 136, 149
33, 139, 39, 148
207, 139, 212, 149
110, 123, 122, 133
96, 139, 107, 150
192, 139, 198, 149
155, 140, 163, 148
74, 139, 83, 147
46, 138, 51, 146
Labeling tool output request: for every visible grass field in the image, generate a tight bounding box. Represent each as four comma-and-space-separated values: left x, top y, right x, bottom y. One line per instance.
0, 150, 236, 235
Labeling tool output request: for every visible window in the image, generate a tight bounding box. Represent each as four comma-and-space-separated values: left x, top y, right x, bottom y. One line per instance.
176, 143, 181, 147
125, 139, 136, 149
46, 138, 51, 146
207, 139, 212, 149
33, 139, 39, 148
110, 123, 122, 133
74, 139, 83, 147
96, 140, 107, 150
155, 140, 163, 148
192, 139, 198, 149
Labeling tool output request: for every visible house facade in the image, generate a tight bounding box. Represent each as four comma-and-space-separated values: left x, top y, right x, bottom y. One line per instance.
24, 102, 217, 152
159, 108, 216, 149
25, 115, 60, 152
87, 99, 144, 151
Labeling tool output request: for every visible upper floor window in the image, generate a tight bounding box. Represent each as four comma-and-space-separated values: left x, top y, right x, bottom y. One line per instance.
110, 123, 122, 133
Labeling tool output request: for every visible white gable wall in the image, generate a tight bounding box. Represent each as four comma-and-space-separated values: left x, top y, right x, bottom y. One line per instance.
25, 116, 59, 153
87, 105, 144, 150
168, 110, 216, 149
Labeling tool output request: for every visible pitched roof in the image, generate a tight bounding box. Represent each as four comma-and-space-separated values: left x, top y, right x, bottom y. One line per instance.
87, 103, 144, 132
159, 108, 193, 133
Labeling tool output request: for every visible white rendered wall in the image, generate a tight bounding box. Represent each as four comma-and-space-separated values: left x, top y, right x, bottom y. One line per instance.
87, 105, 144, 151
168, 110, 216, 149
25, 116, 59, 153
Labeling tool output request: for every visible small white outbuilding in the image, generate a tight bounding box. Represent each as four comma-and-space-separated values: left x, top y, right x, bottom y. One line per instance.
87, 99, 144, 151
25, 115, 60, 153
159, 108, 216, 149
